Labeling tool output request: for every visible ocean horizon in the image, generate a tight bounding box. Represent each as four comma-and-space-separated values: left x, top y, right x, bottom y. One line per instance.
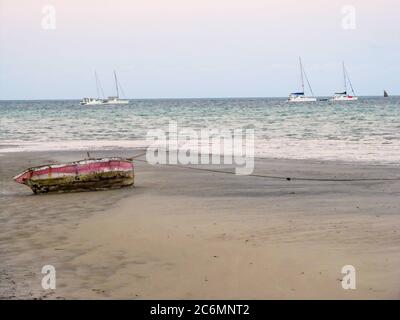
1, 95, 399, 101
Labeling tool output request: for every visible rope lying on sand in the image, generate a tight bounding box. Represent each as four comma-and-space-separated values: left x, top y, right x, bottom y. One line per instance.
129, 152, 400, 183
126, 151, 148, 161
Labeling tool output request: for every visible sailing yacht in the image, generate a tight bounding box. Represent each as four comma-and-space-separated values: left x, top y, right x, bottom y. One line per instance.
80, 71, 105, 105
102, 71, 129, 105
330, 62, 358, 101
80, 71, 129, 106
384, 90, 389, 98
288, 57, 317, 102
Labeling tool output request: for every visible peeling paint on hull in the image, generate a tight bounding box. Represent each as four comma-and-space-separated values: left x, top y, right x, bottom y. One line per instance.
13, 158, 134, 194
28, 171, 134, 194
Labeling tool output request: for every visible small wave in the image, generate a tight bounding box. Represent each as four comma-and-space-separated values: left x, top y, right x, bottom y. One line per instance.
1, 138, 400, 165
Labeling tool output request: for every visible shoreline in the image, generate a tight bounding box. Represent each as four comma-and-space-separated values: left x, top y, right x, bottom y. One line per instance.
1, 150, 400, 299
2, 146, 400, 167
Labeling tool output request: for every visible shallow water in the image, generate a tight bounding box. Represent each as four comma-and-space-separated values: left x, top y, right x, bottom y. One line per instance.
1, 97, 400, 163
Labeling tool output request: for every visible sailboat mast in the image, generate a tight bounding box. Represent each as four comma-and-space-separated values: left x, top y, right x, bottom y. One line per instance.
114, 70, 119, 98
343, 63, 356, 96
342, 61, 347, 93
95, 71, 100, 99
299, 57, 305, 93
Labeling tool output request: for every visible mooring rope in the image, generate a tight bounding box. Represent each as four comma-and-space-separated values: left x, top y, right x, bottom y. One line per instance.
126, 151, 148, 161
129, 151, 400, 183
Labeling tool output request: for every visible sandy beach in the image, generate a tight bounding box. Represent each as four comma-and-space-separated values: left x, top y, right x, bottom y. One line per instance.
1, 149, 400, 299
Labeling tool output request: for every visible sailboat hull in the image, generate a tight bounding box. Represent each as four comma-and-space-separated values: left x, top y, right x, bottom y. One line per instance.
103, 99, 129, 105
330, 96, 358, 101
81, 100, 130, 106
80, 98, 105, 105
80, 101, 105, 106
288, 96, 317, 102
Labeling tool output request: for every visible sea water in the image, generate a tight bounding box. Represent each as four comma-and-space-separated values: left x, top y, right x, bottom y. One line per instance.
1, 97, 399, 163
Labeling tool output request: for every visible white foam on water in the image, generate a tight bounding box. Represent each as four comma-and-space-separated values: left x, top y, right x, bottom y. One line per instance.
1, 138, 400, 164
252, 138, 400, 164
0, 140, 150, 153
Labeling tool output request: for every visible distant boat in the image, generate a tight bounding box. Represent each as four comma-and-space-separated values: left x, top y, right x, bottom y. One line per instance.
330, 62, 358, 101
80, 71, 106, 105
13, 157, 134, 194
80, 71, 129, 106
288, 57, 317, 102
384, 90, 389, 98
80, 97, 104, 105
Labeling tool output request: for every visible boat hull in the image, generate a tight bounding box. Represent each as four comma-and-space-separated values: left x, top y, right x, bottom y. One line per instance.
330, 96, 358, 101
102, 99, 130, 105
13, 158, 134, 194
288, 96, 317, 103
80, 100, 130, 106
80, 101, 105, 106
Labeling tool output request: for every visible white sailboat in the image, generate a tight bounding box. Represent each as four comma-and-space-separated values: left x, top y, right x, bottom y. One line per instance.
102, 71, 129, 105
80, 71, 129, 106
288, 57, 317, 103
330, 62, 358, 101
80, 71, 105, 105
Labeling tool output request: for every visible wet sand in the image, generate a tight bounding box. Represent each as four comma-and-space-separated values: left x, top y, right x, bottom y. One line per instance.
1, 150, 400, 299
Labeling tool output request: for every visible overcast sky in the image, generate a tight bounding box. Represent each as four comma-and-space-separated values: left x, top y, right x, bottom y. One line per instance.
0, 0, 399, 99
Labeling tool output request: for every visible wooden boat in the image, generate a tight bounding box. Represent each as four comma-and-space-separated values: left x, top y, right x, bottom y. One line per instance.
13, 158, 134, 194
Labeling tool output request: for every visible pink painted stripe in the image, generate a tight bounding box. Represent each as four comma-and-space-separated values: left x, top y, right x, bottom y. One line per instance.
32, 161, 132, 176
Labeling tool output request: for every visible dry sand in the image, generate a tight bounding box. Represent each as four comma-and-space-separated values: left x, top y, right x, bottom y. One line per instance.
1, 150, 400, 299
